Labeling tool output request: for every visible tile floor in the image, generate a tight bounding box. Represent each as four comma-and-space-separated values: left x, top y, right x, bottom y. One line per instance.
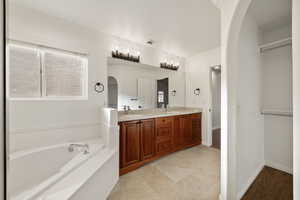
108, 145, 220, 200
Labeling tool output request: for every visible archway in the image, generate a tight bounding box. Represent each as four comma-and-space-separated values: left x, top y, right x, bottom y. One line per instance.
108, 76, 118, 109
221, 0, 295, 199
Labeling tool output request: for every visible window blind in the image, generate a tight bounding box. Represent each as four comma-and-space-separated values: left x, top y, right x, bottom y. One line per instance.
43, 51, 86, 97
8, 45, 41, 98
8, 43, 88, 99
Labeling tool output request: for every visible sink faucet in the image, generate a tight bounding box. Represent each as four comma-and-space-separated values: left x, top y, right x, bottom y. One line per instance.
163, 103, 169, 112
69, 143, 90, 154
123, 105, 131, 114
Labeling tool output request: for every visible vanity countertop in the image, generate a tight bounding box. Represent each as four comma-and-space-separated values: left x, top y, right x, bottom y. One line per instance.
118, 107, 202, 122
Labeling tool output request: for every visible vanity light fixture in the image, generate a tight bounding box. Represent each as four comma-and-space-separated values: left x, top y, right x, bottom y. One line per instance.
112, 48, 140, 63
160, 62, 179, 71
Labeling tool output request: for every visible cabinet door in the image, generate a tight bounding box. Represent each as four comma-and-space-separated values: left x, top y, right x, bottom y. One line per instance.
120, 121, 141, 168
173, 115, 185, 150
155, 117, 173, 156
182, 115, 193, 146
191, 113, 202, 144
141, 119, 156, 161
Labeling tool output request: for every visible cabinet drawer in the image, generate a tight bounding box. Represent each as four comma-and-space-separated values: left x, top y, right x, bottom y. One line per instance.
155, 117, 173, 142
156, 117, 173, 126
190, 113, 201, 119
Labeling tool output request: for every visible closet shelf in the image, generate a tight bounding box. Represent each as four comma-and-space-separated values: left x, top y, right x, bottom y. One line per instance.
261, 109, 293, 117
259, 37, 292, 53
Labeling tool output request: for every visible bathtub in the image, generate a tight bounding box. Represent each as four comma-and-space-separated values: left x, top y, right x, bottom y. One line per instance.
8, 139, 105, 200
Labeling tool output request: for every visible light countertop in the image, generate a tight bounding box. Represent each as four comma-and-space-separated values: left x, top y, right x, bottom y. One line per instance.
118, 107, 202, 122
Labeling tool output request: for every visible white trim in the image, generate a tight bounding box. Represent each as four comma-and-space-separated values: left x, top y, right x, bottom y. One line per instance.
237, 163, 264, 199
219, 194, 224, 200
202, 141, 212, 147
9, 97, 88, 101
265, 160, 293, 174
8, 39, 88, 57
10, 122, 103, 134
213, 126, 221, 131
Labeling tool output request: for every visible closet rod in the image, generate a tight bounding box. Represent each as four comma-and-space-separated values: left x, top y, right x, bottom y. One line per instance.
259, 37, 292, 53
261, 110, 293, 117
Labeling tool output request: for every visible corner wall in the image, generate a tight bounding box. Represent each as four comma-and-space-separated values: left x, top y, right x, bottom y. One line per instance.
185, 47, 221, 146
236, 14, 265, 198
261, 25, 293, 174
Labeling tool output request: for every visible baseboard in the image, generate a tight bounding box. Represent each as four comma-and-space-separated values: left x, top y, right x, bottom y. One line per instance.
265, 160, 293, 174
219, 193, 224, 200
202, 140, 212, 147
237, 163, 264, 199
213, 127, 221, 131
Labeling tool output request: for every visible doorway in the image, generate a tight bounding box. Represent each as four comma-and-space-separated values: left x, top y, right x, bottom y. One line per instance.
210, 65, 221, 149
108, 76, 118, 109
157, 78, 169, 108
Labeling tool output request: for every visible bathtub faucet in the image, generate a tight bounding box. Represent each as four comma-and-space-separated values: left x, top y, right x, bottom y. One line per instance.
68, 143, 90, 154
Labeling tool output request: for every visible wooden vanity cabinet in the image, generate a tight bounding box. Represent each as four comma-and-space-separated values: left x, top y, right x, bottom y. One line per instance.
119, 113, 202, 175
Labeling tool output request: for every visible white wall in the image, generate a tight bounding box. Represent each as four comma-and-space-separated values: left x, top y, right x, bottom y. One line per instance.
108, 64, 186, 110
261, 25, 293, 174
292, 0, 300, 198
185, 47, 221, 146
212, 70, 221, 129
236, 14, 265, 198
7, 4, 186, 152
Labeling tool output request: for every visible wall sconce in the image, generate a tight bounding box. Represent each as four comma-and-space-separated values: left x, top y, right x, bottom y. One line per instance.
194, 88, 200, 95
160, 62, 179, 71
112, 49, 140, 63
171, 90, 176, 96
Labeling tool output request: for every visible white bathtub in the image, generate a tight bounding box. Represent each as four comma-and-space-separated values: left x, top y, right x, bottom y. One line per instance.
8, 139, 105, 200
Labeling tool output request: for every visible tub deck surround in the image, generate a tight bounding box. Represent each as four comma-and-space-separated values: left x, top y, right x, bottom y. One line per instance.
118, 107, 202, 175
8, 107, 119, 200
118, 107, 203, 122
9, 139, 105, 200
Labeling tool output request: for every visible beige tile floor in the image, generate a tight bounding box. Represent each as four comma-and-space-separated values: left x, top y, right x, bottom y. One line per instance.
108, 145, 220, 200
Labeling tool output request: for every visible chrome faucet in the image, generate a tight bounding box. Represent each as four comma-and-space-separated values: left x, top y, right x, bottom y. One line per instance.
68, 143, 90, 154
163, 103, 169, 112
123, 105, 131, 114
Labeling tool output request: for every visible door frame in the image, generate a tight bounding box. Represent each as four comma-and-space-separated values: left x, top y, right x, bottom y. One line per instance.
2, 0, 7, 199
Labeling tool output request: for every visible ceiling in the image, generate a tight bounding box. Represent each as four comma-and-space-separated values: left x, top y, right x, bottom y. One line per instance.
10, 0, 221, 57
249, 0, 292, 31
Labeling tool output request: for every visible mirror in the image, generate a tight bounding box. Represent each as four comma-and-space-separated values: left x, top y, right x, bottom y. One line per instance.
107, 58, 186, 110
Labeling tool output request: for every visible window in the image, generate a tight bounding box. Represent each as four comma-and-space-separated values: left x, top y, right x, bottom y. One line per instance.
8, 42, 88, 100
